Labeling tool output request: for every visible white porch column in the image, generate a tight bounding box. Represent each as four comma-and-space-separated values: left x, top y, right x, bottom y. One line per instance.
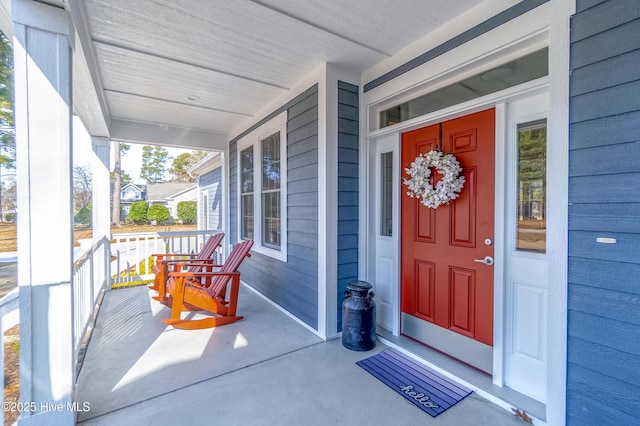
318, 64, 339, 338
13, 0, 75, 424
91, 137, 110, 239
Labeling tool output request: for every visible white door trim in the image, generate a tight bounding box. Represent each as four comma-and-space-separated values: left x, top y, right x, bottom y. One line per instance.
493, 102, 507, 387
360, 8, 571, 421
363, 86, 553, 405
368, 133, 401, 335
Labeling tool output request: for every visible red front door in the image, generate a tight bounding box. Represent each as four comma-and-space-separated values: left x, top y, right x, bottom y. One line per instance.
401, 109, 495, 372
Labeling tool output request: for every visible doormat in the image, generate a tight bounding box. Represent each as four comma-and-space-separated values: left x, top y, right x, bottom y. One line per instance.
356, 349, 472, 417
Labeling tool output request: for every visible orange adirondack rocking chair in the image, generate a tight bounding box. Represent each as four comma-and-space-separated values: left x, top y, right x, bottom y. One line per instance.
164, 239, 254, 329
149, 232, 225, 303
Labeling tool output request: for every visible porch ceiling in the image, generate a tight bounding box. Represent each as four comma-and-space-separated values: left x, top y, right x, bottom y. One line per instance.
70, 0, 487, 148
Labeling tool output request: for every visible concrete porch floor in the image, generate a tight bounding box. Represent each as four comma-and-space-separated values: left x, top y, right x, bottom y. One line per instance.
75, 285, 524, 425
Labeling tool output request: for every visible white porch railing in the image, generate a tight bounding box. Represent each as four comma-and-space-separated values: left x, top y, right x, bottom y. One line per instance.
0, 287, 19, 425
0, 229, 232, 424
111, 230, 227, 285
111, 232, 165, 285
72, 236, 111, 371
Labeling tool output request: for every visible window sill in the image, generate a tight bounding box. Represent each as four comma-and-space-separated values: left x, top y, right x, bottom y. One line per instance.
248, 243, 287, 262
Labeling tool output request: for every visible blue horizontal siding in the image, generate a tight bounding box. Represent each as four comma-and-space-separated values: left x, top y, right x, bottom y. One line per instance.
569, 284, 640, 327
567, 365, 640, 425
230, 85, 319, 329
568, 310, 640, 356
569, 257, 640, 295
576, 0, 607, 12
199, 168, 219, 187
570, 141, 640, 177
568, 3, 640, 424
570, 49, 640, 97
570, 202, 640, 235
570, 19, 640, 70
569, 173, 640, 203
569, 79, 640, 123
570, 110, 640, 150
570, 0, 640, 42
337, 81, 359, 330
199, 167, 223, 230
568, 337, 640, 386
569, 231, 640, 263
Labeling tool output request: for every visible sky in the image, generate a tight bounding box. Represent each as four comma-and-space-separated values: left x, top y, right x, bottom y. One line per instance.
72, 116, 197, 184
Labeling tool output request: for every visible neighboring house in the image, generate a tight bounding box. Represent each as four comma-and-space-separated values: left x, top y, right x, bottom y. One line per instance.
146, 182, 197, 221
119, 183, 146, 219
189, 151, 224, 232
7, 1, 639, 425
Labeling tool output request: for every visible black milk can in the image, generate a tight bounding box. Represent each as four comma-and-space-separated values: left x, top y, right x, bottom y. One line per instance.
342, 281, 376, 351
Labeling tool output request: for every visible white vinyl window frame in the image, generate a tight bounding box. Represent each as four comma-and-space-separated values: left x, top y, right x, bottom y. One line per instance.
236, 111, 288, 261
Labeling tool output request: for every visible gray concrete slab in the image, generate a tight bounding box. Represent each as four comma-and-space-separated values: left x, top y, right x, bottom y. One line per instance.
76, 286, 523, 426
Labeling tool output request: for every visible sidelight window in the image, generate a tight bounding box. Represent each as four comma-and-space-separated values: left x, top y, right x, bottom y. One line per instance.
380, 152, 393, 237
516, 119, 546, 253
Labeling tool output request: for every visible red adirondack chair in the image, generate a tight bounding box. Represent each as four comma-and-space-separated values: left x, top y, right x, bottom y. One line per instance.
149, 232, 225, 303
164, 239, 254, 329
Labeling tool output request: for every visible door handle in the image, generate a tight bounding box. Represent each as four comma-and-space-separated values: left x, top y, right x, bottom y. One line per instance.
473, 256, 494, 266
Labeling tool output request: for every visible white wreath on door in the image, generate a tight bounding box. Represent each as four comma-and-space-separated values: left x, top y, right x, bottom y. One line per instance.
403, 150, 466, 209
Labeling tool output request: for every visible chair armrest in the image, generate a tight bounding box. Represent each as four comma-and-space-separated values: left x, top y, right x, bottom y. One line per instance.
169, 271, 240, 278
151, 253, 202, 259
162, 259, 222, 267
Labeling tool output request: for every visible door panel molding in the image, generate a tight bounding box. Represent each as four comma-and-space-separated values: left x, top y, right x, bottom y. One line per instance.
449, 266, 476, 338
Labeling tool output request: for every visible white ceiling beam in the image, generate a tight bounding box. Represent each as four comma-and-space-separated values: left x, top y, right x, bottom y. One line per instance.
110, 118, 228, 151
92, 38, 291, 91
103, 89, 254, 118
247, 0, 393, 57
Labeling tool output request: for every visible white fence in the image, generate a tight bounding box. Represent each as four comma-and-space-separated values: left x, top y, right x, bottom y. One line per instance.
111, 230, 227, 285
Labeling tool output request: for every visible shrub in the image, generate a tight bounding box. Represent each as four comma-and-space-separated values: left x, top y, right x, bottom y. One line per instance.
138, 255, 156, 275
75, 205, 92, 225
127, 201, 149, 224
147, 204, 170, 224
114, 255, 156, 277
177, 201, 197, 224
5, 213, 15, 222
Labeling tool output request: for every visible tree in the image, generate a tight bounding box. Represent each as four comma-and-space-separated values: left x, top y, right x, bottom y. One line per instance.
147, 204, 170, 225
111, 142, 130, 226
169, 151, 208, 182
141, 145, 171, 183
0, 32, 14, 170
110, 170, 131, 186
73, 164, 92, 211
0, 32, 15, 222
75, 205, 92, 225
127, 201, 149, 225
177, 201, 196, 224
1, 178, 15, 221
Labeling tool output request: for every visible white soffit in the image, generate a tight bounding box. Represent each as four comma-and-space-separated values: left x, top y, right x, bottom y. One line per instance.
75, 0, 485, 148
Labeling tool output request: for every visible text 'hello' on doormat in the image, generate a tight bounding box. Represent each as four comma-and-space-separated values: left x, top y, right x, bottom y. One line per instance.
356, 349, 473, 417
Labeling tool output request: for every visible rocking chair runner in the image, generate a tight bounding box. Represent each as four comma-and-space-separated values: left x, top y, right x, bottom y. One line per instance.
149, 232, 225, 302
164, 239, 254, 329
